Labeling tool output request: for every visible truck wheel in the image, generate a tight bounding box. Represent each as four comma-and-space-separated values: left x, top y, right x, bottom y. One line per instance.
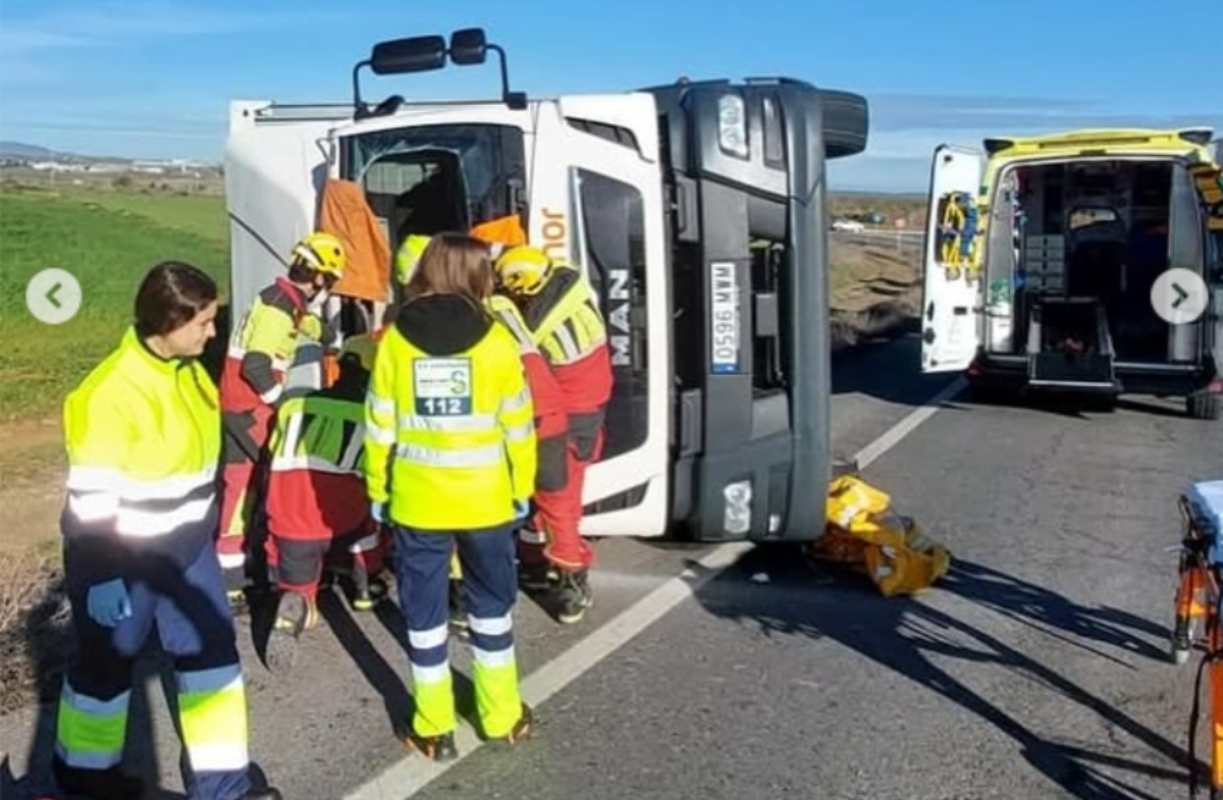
1086, 394, 1117, 413
1187, 393, 1221, 420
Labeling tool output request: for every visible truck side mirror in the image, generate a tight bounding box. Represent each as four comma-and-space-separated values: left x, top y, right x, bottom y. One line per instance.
505, 91, 528, 111
371, 36, 447, 75
449, 29, 487, 65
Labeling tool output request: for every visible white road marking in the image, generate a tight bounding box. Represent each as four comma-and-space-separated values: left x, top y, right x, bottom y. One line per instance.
853, 378, 966, 470
344, 377, 964, 800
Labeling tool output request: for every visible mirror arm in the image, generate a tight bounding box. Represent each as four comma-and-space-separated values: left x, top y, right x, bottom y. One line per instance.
352, 59, 371, 120
488, 44, 511, 105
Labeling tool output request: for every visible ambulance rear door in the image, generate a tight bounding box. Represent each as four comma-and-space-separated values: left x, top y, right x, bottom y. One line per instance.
921, 144, 985, 372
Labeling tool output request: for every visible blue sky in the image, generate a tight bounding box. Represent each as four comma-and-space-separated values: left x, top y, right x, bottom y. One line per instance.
1, 0, 1219, 192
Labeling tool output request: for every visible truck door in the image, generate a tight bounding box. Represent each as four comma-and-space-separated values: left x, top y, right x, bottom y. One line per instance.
225, 102, 341, 324
225, 102, 345, 390
921, 145, 984, 372
528, 98, 671, 538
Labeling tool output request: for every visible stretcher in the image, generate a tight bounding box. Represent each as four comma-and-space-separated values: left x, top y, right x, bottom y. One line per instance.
1173, 481, 1223, 798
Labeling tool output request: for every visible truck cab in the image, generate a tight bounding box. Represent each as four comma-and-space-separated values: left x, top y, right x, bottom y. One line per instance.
225, 30, 868, 542
921, 129, 1223, 418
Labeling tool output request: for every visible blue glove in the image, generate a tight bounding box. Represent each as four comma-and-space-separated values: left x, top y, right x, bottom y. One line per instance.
86, 578, 132, 628
513, 499, 530, 522
371, 501, 385, 524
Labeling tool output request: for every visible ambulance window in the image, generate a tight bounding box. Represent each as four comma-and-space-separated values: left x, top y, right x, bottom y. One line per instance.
1169, 163, 1204, 269
573, 168, 648, 459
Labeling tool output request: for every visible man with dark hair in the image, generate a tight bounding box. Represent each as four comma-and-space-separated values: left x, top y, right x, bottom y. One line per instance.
217, 232, 347, 606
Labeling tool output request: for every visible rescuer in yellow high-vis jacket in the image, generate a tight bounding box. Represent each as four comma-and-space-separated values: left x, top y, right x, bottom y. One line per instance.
51, 262, 280, 800
364, 233, 535, 762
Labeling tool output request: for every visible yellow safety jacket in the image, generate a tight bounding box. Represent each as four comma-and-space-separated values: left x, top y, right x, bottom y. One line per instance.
521, 265, 607, 365
364, 294, 537, 530
62, 327, 221, 582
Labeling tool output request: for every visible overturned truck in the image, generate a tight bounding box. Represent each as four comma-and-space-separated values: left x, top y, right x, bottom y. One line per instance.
225, 30, 869, 542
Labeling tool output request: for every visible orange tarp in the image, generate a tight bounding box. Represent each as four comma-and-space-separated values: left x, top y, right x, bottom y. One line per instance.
318, 179, 391, 303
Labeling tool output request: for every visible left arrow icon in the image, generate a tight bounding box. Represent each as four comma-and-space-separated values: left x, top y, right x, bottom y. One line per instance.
26, 268, 82, 325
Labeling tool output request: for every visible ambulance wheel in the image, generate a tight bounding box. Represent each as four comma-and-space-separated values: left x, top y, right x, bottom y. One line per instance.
966, 378, 1007, 405
1188, 393, 1221, 421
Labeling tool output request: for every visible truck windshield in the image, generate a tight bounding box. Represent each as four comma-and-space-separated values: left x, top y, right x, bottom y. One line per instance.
341, 123, 526, 246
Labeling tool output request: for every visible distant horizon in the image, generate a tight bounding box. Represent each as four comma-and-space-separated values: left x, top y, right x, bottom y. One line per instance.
0, 137, 933, 196
4, 0, 1218, 195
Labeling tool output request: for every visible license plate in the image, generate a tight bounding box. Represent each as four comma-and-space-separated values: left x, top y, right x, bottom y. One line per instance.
710, 261, 739, 374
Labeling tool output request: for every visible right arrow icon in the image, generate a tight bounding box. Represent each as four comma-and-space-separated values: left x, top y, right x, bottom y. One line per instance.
1152, 268, 1207, 325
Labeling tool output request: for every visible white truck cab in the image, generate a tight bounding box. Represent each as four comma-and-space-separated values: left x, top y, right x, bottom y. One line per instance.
225, 29, 869, 540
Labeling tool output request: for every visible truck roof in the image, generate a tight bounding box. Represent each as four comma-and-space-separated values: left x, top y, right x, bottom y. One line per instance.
984, 127, 1214, 159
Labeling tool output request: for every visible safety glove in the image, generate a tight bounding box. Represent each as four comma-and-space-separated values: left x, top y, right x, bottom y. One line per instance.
86, 578, 132, 628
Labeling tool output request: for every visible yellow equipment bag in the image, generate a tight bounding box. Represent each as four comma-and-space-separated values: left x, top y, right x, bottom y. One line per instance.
826, 474, 890, 529
862, 521, 952, 597
815, 475, 952, 596
808, 528, 870, 569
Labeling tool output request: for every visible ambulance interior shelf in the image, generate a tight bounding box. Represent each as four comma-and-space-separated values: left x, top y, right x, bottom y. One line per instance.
986, 160, 1203, 365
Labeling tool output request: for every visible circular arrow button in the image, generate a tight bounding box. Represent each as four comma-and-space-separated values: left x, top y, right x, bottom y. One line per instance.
26, 268, 83, 325
1151, 268, 1208, 325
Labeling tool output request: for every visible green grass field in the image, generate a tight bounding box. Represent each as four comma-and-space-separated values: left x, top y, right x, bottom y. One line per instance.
0, 186, 230, 421
0, 185, 924, 423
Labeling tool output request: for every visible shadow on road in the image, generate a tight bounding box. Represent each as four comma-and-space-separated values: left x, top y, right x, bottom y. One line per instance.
688, 546, 1192, 800
831, 334, 950, 408
315, 590, 414, 739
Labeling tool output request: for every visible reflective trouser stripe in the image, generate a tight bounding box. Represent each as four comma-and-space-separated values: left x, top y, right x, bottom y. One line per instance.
519, 527, 547, 545
410, 660, 455, 737
55, 683, 129, 770
177, 668, 250, 773
348, 532, 380, 554
471, 648, 521, 738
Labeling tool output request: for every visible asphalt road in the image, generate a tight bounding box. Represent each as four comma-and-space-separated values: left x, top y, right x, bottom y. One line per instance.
3, 333, 1218, 799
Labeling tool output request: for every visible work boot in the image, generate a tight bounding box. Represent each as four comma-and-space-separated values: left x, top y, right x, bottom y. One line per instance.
226, 588, 249, 616
553, 570, 593, 625
404, 731, 458, 763
448, 579, 469, 639
53, 762, 144, 800
496, 703, 535, 747
351, 563, 374, 611
266, 592, 310, 674
518, 560, 556, 592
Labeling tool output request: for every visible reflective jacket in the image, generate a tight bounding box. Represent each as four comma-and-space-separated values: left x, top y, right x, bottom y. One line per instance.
265, 378, 369, 541
220, 278, 332, 413
488, 294, 569, 492
61, 327, 220, 584
518, 266, 613, 413
364, 294, 536, 530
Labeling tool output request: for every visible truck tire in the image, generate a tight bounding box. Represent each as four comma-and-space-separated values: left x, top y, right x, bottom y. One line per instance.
1187, 393, 1221, 420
